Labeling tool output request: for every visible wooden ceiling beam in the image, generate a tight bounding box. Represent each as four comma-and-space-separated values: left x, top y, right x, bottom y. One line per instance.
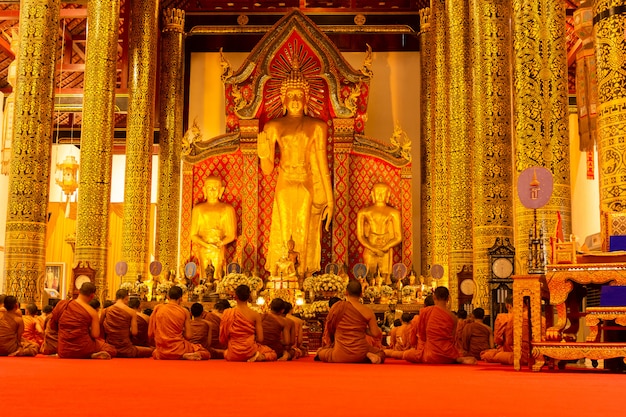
0, 8, 87, 20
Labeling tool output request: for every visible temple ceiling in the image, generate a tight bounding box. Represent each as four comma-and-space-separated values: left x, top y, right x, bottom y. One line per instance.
0, 0, 580, 131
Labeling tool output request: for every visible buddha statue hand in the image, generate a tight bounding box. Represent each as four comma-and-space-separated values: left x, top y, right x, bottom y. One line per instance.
257, 131, 270, 159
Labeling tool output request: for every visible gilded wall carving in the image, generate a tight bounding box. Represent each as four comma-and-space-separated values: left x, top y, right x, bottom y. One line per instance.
4, 0, 60, 304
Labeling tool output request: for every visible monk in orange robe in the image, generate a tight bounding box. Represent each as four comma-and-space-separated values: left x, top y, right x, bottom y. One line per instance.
41, 305, 58, 355
385, 313, 413, 359
454, 309, 469, 352
316, 280, 385, 364
149, 286, 210, 360
460, 307, 492, 360
403, 287, 476, 364
129, 298, 152, 347
261, 298, 290, 361
0, 296, 39, 356
52, 283, 117, 359
22, 303, 44, 347
219, 284, 277, 362
201, 299, 230, 359
284, 302, 307, 358
189, 302, 213, 352
101, 289, 154, 358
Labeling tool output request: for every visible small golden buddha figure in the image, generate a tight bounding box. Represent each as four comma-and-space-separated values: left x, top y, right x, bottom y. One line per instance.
274, 245, 297, 280
356, 182, 403, 284
258, 61, 334, 277
190, 176, 238, 281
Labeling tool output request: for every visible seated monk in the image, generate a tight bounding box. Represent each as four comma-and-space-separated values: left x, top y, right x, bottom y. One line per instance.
201, 299, 230, 359
219, 284, 277, 362
101, 289, 154, 358
284, 301, 307, 358
261, 298, 291, 361
385, 313, 413, 359
148, 286, 210, 360
22, 303, 44, 347
41, 305, 58, 355
129, 298, 152, 347
403, 287, 476, 364
460, 308, 492, 360
454, 309, 469, 352
0, 296, 39, 356
189, 303, 213, 352
51, 282, 117, 359
316, 280, 385, 364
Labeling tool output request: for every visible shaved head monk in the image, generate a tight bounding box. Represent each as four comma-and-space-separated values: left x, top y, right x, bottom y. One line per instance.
219, 284, 277, 362
201, 299, 230, 359
403, 287, 476, 364
22, 303, 44, 347
149, 286, 210, 360
384, 312, 413, 359
316, 280, 385, 364
40, 304, 58, 355
261, 298, 291, 361
460, 307, 492, 360
284, 301, 306, 358
50, 282, 116, 359
129, 298, 152, 348
0, 296, 39, 356
189, 302, 213, 352
101, 289, 154, 358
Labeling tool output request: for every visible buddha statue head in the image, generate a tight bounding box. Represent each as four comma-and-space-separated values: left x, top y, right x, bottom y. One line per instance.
280, 62, 310, 115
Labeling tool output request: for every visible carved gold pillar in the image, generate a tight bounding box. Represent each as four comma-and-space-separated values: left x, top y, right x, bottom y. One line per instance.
156, 8, 185, 276
4, 0, 60, 305
469, 0, 514, 310
432, 0, 450, 288
593, 0, 626, 249
122, 0, 159, 282
447, 0, 473, 305
419, 7, 435, 278
239, 120, 260, 273
512, 0, 571, 272
332, 118, 354, 266
75, 0, 120, 302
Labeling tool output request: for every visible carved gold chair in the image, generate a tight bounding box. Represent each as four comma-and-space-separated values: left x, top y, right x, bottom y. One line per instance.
550, 235, 577, 264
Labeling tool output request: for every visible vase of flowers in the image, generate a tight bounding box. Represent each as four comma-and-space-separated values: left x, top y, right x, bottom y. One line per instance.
156, 281, 173, 302
313, 273, 346, 299
136, 282, 149, 301
119, 281, 135, 293
364, 286, 381, 302
193, 284, 208, 302
380, 285, 394, 303
217, 273, 249, 298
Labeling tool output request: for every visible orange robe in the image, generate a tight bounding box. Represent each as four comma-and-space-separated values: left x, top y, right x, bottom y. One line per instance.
480, 312, 530, 365
407, 315, 420, 348
460, 321, 491, 360
203, 311, 227, 358
149, 303, 210, 360
22, 315, 44, 347
261, 313, 285, 357
131, 314, 152, 347
40, 315, 58, 355
53, 300, 117, 359
404, 305, 458, 364
454, 318, 468, 352
189, 318, 213, 351
219, 308, 277, 362
102, 306, 153, 358
0, 312, 39, 356
316, 301, 384, 363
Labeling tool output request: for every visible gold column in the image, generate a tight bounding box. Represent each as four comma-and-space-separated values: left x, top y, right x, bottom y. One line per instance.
593, 0, 626, 248
432, 0, 450, 288
75, 0, 120, 302
156, 8, 185, 276
447, 0, 473, 305
122, 0, 159, 282
4, 0, 60, 305
469, 0, 514, 310
419, 7, 435, 278
512, 0, 571, 272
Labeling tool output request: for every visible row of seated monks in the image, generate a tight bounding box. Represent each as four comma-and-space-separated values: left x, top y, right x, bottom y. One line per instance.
0, 281, 526, 365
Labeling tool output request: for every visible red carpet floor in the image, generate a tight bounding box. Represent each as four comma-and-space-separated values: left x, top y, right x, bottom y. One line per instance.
0, 355, 623, 417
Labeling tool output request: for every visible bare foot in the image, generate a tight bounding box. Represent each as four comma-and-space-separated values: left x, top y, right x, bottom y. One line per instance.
456, 356, 477, 365
366, 352, 382, 364
278, 352, 289, 361
247, 351, 260, 362
8, 349, 21, 357
183, 352, 202, 361
91, 351, 112, 360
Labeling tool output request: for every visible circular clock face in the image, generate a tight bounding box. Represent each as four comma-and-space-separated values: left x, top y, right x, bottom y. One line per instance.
75, 275, 91, 290
460, 279, 475, 296
492, 258, 513, 279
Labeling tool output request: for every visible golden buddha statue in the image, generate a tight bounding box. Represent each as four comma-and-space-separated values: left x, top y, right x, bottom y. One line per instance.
357, 182, 402, 283
190, 176, 238, 281
258, 62, 334, 276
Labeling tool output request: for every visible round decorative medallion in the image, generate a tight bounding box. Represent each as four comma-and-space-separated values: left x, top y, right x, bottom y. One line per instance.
238, 14, 249, 26
354, 14, 366, 26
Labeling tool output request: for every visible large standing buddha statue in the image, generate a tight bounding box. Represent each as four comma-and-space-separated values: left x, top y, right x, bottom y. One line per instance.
257, 61, 335, 277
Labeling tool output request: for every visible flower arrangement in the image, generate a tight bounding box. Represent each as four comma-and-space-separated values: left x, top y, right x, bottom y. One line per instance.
193, 284, 209, 296
402, 285, 418, 298
217, 273, 249, 295
119, 281, 135, 292
364, 286, 381, 299
300, 301, 330, 319
136, 282, 150, 295
302, 276, 315, 292
380, 285, 394, 298
156, 281, 174, 295
247, 275, 264, 292
313, 273, 346, 294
